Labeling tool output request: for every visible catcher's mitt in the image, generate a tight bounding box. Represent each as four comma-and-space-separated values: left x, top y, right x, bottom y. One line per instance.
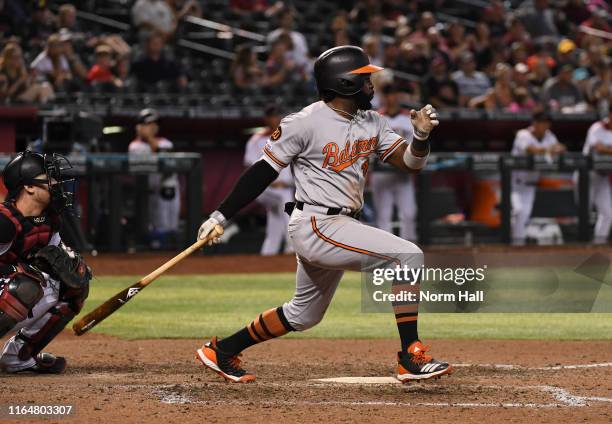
33, 244, 92, 289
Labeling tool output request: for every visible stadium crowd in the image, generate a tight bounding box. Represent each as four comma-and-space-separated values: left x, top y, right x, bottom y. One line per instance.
0, 0, 610, 114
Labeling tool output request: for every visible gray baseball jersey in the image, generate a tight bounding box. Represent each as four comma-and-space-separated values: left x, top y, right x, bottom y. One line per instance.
255, 100, 424, 331
261, 101, 407, 211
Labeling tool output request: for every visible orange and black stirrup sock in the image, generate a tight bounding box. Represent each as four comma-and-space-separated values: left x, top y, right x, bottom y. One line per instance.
395, 313, 419, 352
392, 280, 419, 352
216, 306, 294, 356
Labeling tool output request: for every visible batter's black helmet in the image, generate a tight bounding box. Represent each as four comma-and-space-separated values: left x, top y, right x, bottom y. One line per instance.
314, 46, 383, 96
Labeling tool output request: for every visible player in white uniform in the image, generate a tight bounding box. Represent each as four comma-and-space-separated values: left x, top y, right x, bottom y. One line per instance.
244, 107, 294, 255
511, 111, 566, 244
128, 109, 180, 249
371, 83, 417, 240
195, 46, 451, 383
582, 106, 612, 244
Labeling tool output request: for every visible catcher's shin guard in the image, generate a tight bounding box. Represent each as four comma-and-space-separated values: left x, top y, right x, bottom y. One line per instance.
16, 282, 88, 361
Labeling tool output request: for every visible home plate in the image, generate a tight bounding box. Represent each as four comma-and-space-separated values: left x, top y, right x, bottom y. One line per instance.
313, 377, 401, 384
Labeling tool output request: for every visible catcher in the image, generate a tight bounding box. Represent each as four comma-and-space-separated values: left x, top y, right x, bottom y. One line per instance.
0, 151, 91, 373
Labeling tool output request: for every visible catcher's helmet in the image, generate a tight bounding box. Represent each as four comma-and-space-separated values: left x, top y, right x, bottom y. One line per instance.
2, 150, 74, 211
314, 45, 383, 96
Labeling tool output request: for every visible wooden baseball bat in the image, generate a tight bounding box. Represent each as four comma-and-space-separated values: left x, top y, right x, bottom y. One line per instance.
72, 225, 224, 336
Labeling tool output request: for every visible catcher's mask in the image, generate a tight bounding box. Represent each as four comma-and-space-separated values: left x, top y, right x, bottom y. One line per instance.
2, 150, 75, 213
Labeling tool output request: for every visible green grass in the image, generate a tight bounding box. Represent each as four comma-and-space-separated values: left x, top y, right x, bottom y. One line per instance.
78, 273, 612, 340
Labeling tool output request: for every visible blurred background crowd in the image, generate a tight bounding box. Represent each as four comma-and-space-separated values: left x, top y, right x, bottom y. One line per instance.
0, 0, 610, 114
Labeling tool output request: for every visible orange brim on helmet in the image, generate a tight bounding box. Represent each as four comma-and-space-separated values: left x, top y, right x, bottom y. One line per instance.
349, 64, 384, 74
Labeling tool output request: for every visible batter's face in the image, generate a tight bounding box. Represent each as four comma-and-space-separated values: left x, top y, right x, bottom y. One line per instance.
355, 75, 375, 110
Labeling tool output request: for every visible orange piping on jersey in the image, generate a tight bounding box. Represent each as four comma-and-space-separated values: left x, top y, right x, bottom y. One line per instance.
311, 217, 401, 266
380, 138, 405, 162
263, 146, 288, 168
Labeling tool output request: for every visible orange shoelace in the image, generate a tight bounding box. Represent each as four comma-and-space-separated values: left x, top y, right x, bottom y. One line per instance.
411, 344, 433, 365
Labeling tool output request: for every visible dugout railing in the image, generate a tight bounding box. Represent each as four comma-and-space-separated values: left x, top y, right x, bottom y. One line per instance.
0, 153, 203, 252
414, 152, 612, 244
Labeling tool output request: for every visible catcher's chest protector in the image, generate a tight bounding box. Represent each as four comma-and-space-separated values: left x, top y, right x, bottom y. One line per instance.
0, 202, 59, 266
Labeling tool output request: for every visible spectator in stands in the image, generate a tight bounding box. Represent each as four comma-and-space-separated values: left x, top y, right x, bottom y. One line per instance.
526, 42, 556, 72
230, 44, 264, 89
0, 42, 54, 103
59, 29, 88, 87
27, 4, 57, 47
580, 8, 611, 36
470, 22, 493, 70
586, 62, 611, 115
363, 35, 383, 67
482, 0, 507, 36
516, 0, 559, 39
452, 51, 491, 107
529, 58, 552, 100
423, 56, 459, 109
132, 0, 176, 41
503, 17, 531, 48
542, 64, 589, 113
349, 0, 382, 25
167, 0, 202, 21
263, 35, 294, 87
513, 62, 539, 102
397, 41, 429, 77
555, 39, 577, 70
445, 22, 471, 62
362, 13, 389, 49
407, 11, 436, 44
0, 0, 27, 41
425, 27, 450, 65
267, 8, 309, 70
469, 62, 513, 110
30, 33, 72, 91
509, 42, 529, 67
87, 44, 123, 89
131, 32, 188, 90
507, 86, 537, 112
58, 4, 78, 31
563, 0, 592, 27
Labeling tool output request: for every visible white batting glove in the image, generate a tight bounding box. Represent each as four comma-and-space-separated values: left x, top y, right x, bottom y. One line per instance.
410, 104, 439, 140
197, 211, 226, 245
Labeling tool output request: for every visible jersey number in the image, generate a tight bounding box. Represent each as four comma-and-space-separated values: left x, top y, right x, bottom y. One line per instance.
361, 161, 369, 178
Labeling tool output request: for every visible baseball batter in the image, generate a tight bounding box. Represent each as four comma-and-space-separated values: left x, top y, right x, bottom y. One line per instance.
128, 109, 180, 248
511, 111, 566, 244
0, 151, 91, 373
582, 106, 612, 244
370, 83, 417, 240
195, 46, 451, 383
244, 106, 294, 255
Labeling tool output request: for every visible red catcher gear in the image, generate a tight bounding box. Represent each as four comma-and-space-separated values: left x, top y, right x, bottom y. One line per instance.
0, 202, 61, 266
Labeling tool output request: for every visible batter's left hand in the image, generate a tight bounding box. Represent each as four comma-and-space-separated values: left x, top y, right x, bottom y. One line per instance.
198, 217, 222, 245
410, 104, 439, 140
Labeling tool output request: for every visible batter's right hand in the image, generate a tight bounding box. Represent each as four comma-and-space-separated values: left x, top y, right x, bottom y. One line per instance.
198, 217, 221, 245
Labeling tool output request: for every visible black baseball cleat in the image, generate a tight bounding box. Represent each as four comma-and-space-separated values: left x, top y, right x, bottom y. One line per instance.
396, 341, 452, 382
15, 352, 67, 374
196, 336, 256, 383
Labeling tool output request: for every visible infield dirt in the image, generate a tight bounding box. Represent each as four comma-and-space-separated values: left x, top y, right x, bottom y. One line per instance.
1, 252, 611, 423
